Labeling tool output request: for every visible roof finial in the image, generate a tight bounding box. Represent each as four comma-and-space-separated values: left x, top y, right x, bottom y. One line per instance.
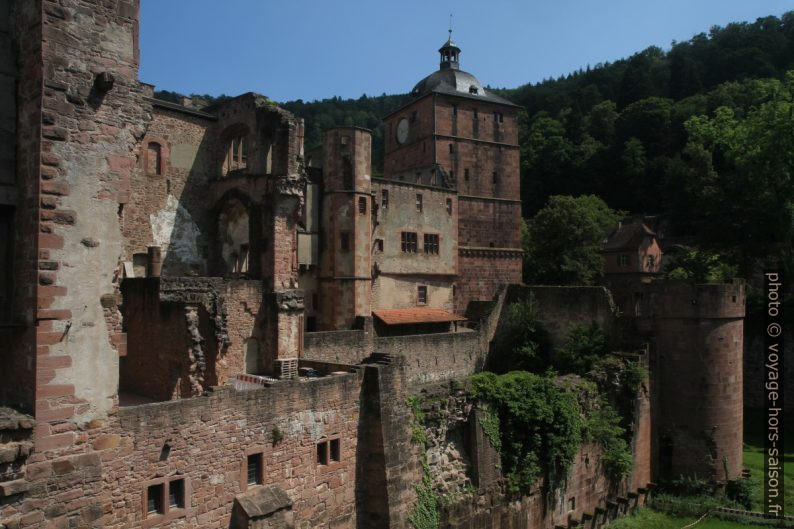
449, 13, 453, 38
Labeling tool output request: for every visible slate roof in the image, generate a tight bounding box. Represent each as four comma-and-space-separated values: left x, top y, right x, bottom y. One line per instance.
410, 68, 519, 107
603, 222, 657, 252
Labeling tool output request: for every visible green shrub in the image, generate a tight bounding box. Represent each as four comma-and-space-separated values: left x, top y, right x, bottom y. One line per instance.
725, 477, 753, 510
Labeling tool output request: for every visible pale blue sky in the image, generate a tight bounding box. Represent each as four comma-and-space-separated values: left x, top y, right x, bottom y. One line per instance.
139, 0, 792, 103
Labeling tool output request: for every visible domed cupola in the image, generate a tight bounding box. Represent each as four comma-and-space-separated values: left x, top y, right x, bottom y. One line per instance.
439, 33, 460, 70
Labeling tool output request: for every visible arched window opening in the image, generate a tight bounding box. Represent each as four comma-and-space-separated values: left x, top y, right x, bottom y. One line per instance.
218, 199, 250, 275
147, 142, 162, 175
222, 134, 248, 176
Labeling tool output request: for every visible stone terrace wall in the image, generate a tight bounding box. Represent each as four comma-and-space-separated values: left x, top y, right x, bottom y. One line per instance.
304, 329, 373, 366
375, 330, 482, 385
1, 372, 364, 529
506, 285, 619, 346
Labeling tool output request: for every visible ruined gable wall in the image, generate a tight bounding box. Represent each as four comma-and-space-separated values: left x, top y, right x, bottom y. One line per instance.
35, 0, 152, 446
123, 106, 216, 276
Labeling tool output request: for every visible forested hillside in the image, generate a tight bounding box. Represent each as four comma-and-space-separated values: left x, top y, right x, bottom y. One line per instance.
155, 12, 794, 274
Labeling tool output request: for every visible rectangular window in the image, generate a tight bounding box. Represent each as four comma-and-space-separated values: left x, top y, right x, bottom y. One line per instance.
417, 286, 427, 305
416, 194, 423, 212
452, 104, 457, 116
492, 171, 498, 184
411, 111, 417, 123
375, 239, 384, 252
446, 198, 453, 215
401, 232, 417, 253
424, 234, 439, 255
147, 484, 164, 515
619, 254, 629, 267
330, 439, 340, 462
358, 197, 366, 215
340, 232, 350, 252
449, 143, 454, 153
381, 189, 388, 209
464, 168, 469, 180
247, 453, 263, 486
317, 441, 328, 465
169, 479, 185, 509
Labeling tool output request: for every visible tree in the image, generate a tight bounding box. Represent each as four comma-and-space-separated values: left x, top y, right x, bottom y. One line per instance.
524, 195, 623, 285
683, 72, 794, 272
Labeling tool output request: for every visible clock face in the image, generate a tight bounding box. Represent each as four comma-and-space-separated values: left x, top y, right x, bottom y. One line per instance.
396, 118, 409, 145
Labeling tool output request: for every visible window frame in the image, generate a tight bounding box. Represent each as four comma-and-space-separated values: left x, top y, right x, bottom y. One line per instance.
423, 234, 439, 255
400, 232, 417, 253
142, 475, 190, 527
417, 285, 428, 305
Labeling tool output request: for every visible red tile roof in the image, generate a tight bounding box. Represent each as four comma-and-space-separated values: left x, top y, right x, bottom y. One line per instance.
372, 308, 467, 325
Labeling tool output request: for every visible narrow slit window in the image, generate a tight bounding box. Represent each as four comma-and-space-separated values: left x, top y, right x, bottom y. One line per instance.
416, 194, 423, 213
417, 285, 427, 305
330, 439, 340, 462
247, 453, 263, 486
340, 232, 350, 252
358, 197, 366, 215
446, 199, 453, 215
381, 189, 389, 209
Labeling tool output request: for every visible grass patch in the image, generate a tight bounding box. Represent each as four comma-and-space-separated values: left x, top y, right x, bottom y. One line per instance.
609, 507, 772, 528
743, 407, 793, 514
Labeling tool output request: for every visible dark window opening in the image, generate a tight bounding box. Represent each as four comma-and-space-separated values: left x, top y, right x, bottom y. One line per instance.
464, 168, 469, 180
381, 189, 389, 209
307, 316, 317, 332
416, 194, 423, 212
340, 232, 350, 252
449, 143, 454, 153
424, 234, 439, 255
375, 239, 384, 252
169, 479, 185, 509
147, 484, 164, 515
358, 197, 366, 215
411, 111, 417, 123
417, 286, 427, 305
452, 104, 457, 116
330, 439, 340, 462
401, 232, 417, 253
317, 440, 328, 465
492, 171, 498, 184
469, 86, 479, 94
247, 453, 263, 486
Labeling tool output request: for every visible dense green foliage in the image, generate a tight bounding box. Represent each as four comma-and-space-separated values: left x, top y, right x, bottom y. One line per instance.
554, 322, 609, 374
469, 371, 583, 493
523, 195, 623, 285
488, 294, 550, 372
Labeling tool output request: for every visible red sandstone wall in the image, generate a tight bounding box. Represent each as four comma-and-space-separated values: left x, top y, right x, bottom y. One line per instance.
2, 375, 363, 529
456, 252, 522, 314
383, 96, 436, 178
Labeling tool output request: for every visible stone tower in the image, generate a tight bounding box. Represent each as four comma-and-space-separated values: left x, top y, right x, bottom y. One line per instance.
317, 127, 373, 330
382, 35, 523, 314
645, 281, 745, 482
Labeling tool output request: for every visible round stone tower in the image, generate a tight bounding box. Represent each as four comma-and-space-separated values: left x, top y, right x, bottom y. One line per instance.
648, 280, 745, 482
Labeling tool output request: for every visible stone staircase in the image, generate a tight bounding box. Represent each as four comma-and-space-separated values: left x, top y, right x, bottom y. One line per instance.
555, 483, 655, 529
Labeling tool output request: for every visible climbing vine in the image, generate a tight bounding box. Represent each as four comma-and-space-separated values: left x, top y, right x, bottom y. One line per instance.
406, 396, 440, 529
469, 371, 583, 494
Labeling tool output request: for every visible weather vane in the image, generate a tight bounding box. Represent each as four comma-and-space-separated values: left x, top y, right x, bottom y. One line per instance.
449, 14, 453, 38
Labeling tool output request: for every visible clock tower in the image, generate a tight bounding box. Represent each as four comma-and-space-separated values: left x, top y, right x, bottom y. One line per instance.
381, 35, 523, 314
